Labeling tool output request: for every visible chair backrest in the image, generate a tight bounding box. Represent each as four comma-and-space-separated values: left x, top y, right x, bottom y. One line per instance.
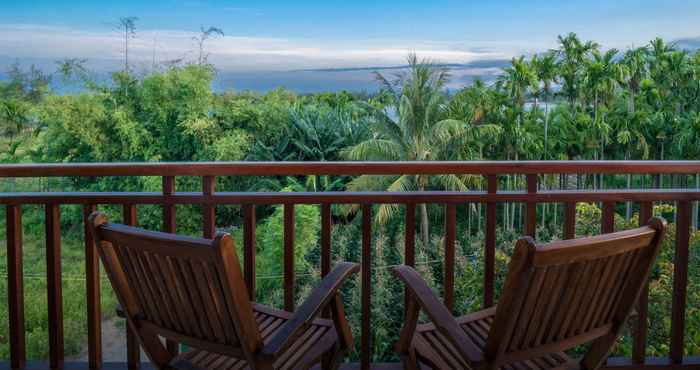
485, 217, 666, 368
89, 212, 261, 366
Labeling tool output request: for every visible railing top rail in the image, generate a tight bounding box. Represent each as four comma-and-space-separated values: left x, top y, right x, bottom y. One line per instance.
1, 160, 700, 177
1, 189, 700, 205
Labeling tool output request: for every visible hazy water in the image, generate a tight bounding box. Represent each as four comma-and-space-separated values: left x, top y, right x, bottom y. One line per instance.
1, 65, 503, 94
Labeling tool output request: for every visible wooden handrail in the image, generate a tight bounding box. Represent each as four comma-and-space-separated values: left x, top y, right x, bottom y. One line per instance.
1, 189, 700, 205
1, 160, 700, 177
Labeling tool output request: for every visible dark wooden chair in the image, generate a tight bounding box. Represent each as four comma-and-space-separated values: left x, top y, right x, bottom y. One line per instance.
89, 211, 359, 370
394, 217, 667, 370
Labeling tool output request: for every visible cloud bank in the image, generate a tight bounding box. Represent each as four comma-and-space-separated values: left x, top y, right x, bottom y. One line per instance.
0, 24, 533, 72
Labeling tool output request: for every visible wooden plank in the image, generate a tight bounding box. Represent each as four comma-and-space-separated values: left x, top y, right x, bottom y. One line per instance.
4, 189, 700, 206
321, 204, 332, 277
83, 205, 102, 369
444, 203, 456, 312
361, 204, 372, 370
243, 204, 256, 300
202, 176, 216, 239
405, 204, 416, 268
4, 160, 700, 178
122, 205, 140, 369
564, 202, 576, 239
404, 203, 416, 314
525, 174, 538, 237
126, 329, 140, 370
46, 204, 64, 370
7, 204, 26, 370
320, 204, 333, 319
484, 175, 497, 308
160, 178, 178, 356
602, 202, 616, 234
633, 201, 653, 364
162, 176, 176, 233
670, 201, 690, 363
284, 204, 295, 312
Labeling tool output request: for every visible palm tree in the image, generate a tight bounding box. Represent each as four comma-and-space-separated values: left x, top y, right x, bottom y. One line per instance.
556, 33, 600, 107
620, 47, 648, 115
531, 52, 558, 160
497, 56, 537, 129
583, 48, 620, 167
344, 54, 480, 246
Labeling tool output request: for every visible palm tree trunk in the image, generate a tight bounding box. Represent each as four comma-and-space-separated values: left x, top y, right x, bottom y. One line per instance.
626, 174, 633, 220
694, 174, 699, 230
544, 96, 550, 160
420, 203, 430, 247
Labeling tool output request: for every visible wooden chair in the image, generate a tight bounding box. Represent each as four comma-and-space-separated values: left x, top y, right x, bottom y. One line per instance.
89, 211, 359, 370
394, 217, 667, 370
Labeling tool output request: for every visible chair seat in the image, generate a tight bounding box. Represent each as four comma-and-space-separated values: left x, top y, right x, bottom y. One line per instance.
169, 304, 338, 370
412, 307, 577, 370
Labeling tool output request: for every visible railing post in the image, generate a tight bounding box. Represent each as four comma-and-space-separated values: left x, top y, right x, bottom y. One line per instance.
404, 203, 416, 314
484, 175, 497, 308
670, 200, 690, 363
46, 204, 64, 370
122, 205, 140, 370
444, 203, 456, 312
284, 203, 295, 312
525, 174, 538, 237
564, 202, 576, 239
361, 204, 372, 370
7, 204, 26, 370
202, 176, 216, 239
320, 204, 332, 319
243, 204, 257, 300
161, 177, 179, 356
83, 204, 102, 369
321, 204, 332, 277
602, 202, 615, 234
163, 176, 176, 233
633, 201, 653, 365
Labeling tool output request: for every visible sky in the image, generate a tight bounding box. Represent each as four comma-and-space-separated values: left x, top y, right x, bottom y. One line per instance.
1, 0, 700, 74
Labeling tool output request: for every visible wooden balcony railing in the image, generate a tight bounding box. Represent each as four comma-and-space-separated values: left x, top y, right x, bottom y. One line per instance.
2, 161, 700, 369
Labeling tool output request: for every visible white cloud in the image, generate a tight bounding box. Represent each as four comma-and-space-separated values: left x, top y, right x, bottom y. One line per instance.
0, 23, 532, 71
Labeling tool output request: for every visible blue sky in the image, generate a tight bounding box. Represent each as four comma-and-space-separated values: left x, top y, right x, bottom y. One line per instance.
2, 0, 700, 72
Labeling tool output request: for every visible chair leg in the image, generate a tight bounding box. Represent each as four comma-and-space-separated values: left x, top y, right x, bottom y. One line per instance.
321, 343, 343, 370
401, 348, 421, 370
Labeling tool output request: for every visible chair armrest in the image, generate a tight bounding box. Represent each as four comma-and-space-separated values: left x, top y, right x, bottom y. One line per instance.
393, 265, 485, 366
260, 262, 360, 359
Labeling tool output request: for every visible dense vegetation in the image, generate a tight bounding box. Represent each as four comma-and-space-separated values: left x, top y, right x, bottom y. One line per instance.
1, 33, 699, 362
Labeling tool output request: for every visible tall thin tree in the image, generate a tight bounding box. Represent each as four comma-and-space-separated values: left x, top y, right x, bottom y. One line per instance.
117, 17, 138, 73
194, 26, 225, 65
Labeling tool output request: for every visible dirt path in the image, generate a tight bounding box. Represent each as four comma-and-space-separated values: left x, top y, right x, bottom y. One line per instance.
69, 318, 147, 362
